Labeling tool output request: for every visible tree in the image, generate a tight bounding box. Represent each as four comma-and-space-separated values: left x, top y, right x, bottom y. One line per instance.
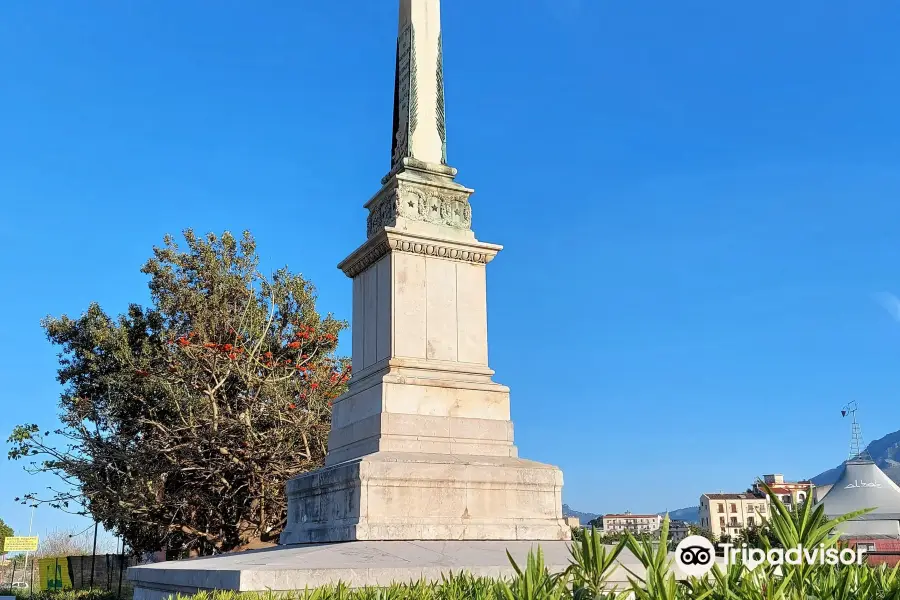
687, 523, 716, 544
0, 517, 12, 542
8, 231, 350, 556
36, 529, 92, 557
736, 523, 783, 550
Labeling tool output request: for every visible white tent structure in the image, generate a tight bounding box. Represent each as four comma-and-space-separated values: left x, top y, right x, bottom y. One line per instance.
817, 459, 900, 537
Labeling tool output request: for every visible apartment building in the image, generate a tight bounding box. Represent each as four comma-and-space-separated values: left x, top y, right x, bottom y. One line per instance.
752, 474, 814, 508
669, 520, 692, 544
699, 493, 768, 539
601, 513, 662, 535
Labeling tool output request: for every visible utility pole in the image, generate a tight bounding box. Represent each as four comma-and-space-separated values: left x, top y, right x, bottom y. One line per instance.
116, 537, 125, 600
24, 504, 35, 598
89, 522, 98, 589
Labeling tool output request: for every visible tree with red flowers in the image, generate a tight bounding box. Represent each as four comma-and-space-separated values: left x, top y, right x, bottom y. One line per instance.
8, 230, 350, 556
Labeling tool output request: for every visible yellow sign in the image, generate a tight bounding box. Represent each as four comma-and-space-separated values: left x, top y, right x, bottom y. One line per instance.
38, 557, 72, 591
2, 536, 39, 552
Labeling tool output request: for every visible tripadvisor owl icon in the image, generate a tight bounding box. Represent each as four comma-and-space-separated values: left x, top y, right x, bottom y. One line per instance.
675, 535, 716, 576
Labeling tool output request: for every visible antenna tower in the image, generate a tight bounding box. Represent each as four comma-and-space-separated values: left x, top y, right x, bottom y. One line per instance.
841, 401, 870, 461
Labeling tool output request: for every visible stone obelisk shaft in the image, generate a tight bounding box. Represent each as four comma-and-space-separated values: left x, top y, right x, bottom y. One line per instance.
392, 0, 446, 169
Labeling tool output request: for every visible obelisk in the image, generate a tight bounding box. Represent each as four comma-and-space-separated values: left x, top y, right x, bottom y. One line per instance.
279, 0, 570, 544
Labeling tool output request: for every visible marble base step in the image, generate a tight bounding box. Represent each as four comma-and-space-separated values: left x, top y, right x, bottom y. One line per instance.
128, 540, 720, 599
279, 451, 570, 544
128, 540, 595, 598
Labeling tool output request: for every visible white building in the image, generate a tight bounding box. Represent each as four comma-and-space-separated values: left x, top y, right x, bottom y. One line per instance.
601, 513, 662, 535
698, 493, 768, 539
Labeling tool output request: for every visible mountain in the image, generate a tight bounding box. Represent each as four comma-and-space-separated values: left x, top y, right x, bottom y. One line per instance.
660, 506, 700, 523
811, 429, 900, 486
562, 503, 701, 525
562, 504, 600, 524
565, 431, 900, 529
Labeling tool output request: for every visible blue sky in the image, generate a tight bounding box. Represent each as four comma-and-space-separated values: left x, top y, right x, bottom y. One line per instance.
2, 0, 900, 538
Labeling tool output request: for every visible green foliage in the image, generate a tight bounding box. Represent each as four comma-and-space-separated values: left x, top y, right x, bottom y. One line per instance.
565, 527, 626, 599
758, 480, 873, 598
624, 517, 681, 600
12, 590, 119, 600
735, 524, 783, 550
500, 548, 568, 600
686, 524, 713, 543
572, 528, 658, 547
8, 230, 349, 556
0, 516, 13, 540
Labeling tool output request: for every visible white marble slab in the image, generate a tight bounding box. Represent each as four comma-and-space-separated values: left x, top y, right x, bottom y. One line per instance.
130, 540, 641, 593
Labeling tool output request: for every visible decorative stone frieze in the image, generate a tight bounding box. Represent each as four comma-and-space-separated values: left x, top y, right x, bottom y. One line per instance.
366, 180, 473, 238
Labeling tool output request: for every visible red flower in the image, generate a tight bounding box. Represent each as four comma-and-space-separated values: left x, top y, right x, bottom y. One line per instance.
288, 403, 296, 409
264, 351, 273, 359
177, 337, 190, 347
228, 352, 237, 360
311, 383, 319, 390
299, 393, 307, 400
287, 341, 301, 349
223, 343, 233, 352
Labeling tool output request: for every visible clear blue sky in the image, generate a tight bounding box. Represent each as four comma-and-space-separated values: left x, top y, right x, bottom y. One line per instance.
2, 0, 900, 538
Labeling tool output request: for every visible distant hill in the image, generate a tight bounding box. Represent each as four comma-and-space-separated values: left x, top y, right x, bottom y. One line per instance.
811, 429, 900, 486
562, 503, 700, 525
565, 431, 900, 529
660, 506, 699, 523
562, 504, 600, 524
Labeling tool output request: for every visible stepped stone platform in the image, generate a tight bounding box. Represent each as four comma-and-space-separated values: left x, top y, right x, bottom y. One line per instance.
129, 541, 629, 598
129, 541, 715, 599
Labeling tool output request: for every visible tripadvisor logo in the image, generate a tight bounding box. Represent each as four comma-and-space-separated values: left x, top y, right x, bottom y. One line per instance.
675, 536, 867, 576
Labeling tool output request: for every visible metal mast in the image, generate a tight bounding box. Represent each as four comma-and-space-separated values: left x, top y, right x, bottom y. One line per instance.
841, 401, 871, 461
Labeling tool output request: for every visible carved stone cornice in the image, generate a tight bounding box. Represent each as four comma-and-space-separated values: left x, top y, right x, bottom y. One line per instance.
338, 229, 502, 279
366, 170, 473, 238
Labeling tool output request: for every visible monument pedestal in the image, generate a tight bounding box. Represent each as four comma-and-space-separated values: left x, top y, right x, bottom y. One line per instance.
280, 452, 568, 544
274, 216, 569, 543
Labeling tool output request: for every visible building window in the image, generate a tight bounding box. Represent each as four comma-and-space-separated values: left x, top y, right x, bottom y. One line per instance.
720, 517, 725, 526
857, 543, 876, 553
782, 495, 791, 504
748, 516, 755, 526
730, 503, 737, 513
730, 517, 738, 526
798, 493, 806, 502
718, 504, 724, 513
